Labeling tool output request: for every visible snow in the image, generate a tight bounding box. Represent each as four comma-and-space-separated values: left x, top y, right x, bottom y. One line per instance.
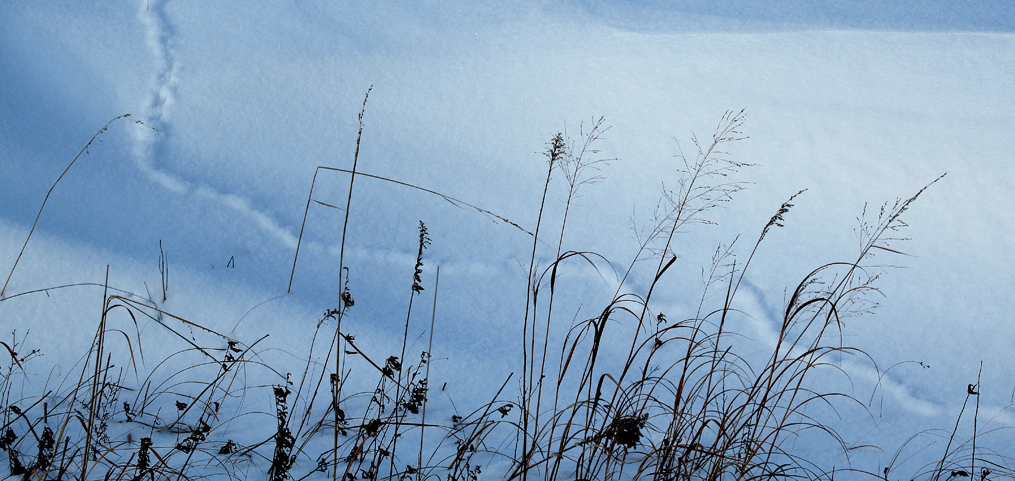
1, 1, 1013, 479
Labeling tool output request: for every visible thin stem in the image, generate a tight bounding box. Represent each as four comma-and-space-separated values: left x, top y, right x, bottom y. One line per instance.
519, 135, 559, 479
3, 115, 148, 298
972, 362, 982, 480
419, 266, 439, 481
289, 168, 320, 292
333, 85, 371, 480
81, 266, 110, 481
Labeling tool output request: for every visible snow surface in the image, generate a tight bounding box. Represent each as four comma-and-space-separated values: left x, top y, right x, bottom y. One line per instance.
1, 1, 1014, 479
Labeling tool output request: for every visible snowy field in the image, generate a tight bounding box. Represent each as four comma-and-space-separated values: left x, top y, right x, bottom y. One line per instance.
1, 2, 1014, 480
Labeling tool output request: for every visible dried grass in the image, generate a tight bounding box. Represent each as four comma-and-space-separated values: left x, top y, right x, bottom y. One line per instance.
1, 105, 989, 481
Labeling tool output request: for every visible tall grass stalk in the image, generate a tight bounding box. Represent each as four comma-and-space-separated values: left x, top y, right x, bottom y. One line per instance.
528, 118, 611, 480
330, 86, 372, 479
388, 221, 431, 478
519, 130, 562, 481
419, 266, 439, 481
79, 266, 111, 481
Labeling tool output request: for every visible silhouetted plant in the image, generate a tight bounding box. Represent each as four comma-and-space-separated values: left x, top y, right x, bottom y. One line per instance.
0, 105, 978, 481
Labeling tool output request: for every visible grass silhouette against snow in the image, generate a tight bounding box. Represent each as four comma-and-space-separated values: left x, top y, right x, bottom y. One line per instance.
4, 93, 999, 481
